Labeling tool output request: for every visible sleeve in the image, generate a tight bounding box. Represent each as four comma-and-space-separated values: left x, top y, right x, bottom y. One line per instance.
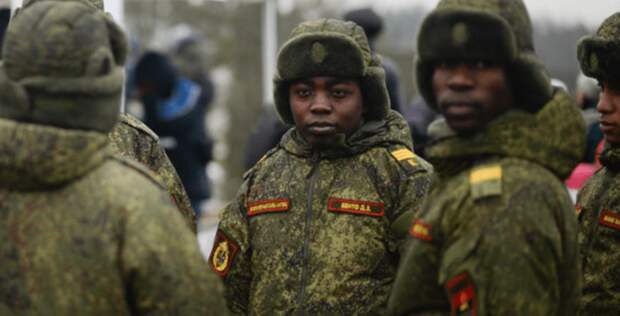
388, 152, 433, 252
120, 182, 229, 316
147, 142, 197, 232
438, 183, 579, 316
209, 180, 253, 315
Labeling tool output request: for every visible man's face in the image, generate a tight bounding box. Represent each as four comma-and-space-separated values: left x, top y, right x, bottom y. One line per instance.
597, 80, 620, 145
432, 61, 515, 134
289, 76, 364, 148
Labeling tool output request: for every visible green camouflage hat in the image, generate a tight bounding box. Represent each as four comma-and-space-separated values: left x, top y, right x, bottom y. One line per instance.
22, 0, 103, 10
416, 0, 553, 112
274, 18, 389, 125
0, 0, 127, 133
578, 12, 620, 83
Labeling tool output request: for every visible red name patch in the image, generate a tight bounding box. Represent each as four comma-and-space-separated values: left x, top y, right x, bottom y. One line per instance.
327, 198, 384, 217
599, 209, 620, 231
446, 273, 477, 316
247, 199, 290, 217
409, 219, 432, 241
209, 230, 239, 278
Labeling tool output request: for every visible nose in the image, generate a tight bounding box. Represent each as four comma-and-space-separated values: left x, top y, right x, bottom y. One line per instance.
447, 64, 475, 90
597, 89, 614, 115
309, 91, 332, 113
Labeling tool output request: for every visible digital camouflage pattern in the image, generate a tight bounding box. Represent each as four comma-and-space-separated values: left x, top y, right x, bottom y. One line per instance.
214, 111, 432, 315
577, 145, 620, 315
388, 89, 584, 316
0, 117, 228, 315
109, 113, 196, 231
578, 12, 620, 82
576, 11, 620, 316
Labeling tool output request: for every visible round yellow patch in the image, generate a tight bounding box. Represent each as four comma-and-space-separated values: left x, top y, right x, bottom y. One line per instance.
212, 240, 230, 272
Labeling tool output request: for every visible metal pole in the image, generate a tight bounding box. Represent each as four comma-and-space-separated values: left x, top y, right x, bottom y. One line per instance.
261, 0, 277, 106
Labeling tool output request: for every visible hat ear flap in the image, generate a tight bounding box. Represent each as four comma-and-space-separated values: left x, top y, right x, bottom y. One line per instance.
103, 13, 128, 65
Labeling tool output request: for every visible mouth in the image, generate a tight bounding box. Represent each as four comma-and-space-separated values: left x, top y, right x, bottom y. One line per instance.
600, 120, 617, 134
441, 101, 479, 120
307, 122, 337, 135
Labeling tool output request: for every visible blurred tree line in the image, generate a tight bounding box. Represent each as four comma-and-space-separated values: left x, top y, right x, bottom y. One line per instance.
124, 0, 594, 202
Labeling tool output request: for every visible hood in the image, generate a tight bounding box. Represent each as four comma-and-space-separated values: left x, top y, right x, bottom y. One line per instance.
280, 110, 412, 159
0, 117, 108, 190
426, 89, 585, 179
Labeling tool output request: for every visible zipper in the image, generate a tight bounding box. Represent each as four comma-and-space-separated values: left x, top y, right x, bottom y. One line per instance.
296, 152, 320, 314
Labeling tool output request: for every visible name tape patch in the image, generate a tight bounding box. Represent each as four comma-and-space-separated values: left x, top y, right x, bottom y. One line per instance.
247, 198, 290, 217
327, 198, 384, 217
446, 273, 477, 316
209, 230, 239, 278
599, 209, 620, 231
410, 219, 432, 241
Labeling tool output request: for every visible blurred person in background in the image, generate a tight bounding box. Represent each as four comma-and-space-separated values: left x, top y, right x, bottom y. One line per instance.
575, 11, 620, 315
344, 7, 403, 113
565, 71, 602, 199
134, 51, 214, 217
0, 0, 227, 314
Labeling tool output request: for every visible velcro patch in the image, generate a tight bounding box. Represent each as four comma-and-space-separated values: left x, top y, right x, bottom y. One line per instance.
390, 147, 423, 174
391, 148, 416, 161
247, 199, 290, 217
209, 230, 239, 278
599, 209, 620, 231
446, 273, 477, 316
409, 219, 432, 241
327, 198, 384, 217
470, 165, 502, 200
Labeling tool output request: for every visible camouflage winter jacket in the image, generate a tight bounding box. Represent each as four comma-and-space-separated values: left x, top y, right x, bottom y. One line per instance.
577, 144, 620, 315
0, 117, 228, 315
388, 90, 584, 316
109, 113, 196, 231
212, 111, 432, 315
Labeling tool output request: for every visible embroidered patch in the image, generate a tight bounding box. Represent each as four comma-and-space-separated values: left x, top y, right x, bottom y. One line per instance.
327, 198, 384, 217
247, 199, 290, 217
311, 42, 328, 64
446, 273, 477, 316
470, 165, 502, 200
409, 219, 432, 241
599, 209, 620, 231
390, 147, 421, 173
209, 230, 239, 277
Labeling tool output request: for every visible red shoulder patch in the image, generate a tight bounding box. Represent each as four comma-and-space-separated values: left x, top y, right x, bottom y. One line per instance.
247, 198, 290, 217
209, 230, 239, 278
327, 198, 384, 217
409, 219, 432, 241
445, 273, 477, 316
599, 209, 620, 231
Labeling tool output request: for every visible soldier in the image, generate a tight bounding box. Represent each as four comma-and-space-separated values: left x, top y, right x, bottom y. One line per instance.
0, 0, 227, 314
388, 0, 584, 315
50, 0, 197, 230
576, 12, 620, 315
210, 19, 432, 314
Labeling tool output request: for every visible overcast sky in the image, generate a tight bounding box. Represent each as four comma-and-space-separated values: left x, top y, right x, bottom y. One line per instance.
345, 0, 619, 27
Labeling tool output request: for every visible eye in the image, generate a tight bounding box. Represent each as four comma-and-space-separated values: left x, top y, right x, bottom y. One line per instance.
472, 59, 493, 69
436, 61, 456, 70
292, 86, 312, 98
331, 88, 350, 98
